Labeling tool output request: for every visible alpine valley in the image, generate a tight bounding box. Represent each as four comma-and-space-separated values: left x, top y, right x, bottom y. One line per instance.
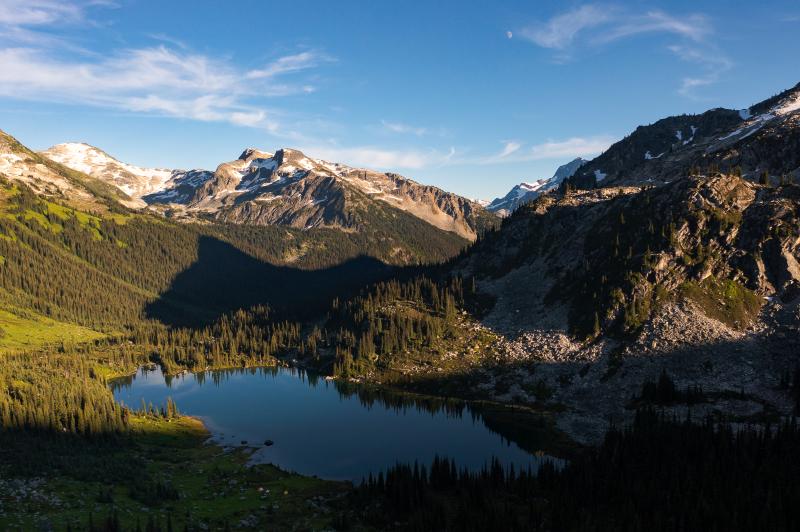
1, 78, 800, 530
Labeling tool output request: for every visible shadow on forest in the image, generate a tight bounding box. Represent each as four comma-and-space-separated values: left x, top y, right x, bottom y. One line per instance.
145, 235, 396, 327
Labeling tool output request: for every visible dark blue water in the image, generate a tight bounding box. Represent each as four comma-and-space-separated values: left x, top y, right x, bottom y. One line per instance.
112, 366, 545, 481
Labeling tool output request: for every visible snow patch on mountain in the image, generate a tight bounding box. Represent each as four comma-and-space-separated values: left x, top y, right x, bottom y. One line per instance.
718, 112, 775, 141
43, 143, 174, 199
774, 93, 800, 115
487, 158, 587, 215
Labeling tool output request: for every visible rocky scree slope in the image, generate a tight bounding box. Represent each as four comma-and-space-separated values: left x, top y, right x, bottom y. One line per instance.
450, 173, 800, 441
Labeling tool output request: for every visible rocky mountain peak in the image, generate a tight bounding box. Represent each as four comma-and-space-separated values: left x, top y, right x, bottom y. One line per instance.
487, 157, 587, 215
563, 81, 800, 190
41, 141, 176, 203
238, 147, 274, 163
39, 138, 497, 240
0, 129, 131, 209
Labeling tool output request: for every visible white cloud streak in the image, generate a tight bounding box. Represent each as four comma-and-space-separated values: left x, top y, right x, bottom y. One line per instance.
0, 0, 84, 26
381, 120, 427, 136
477, 136, 613, 165
667, 44, 732, 98
595, 10, 711, 44
498, 141, 521, 158
481, 140, 522, 163
0, 1, 330, 132
303, 145, 455, 170
518, 4, 727, 96
0, 45, 327, 130
528, 136, 613, 160
519, 5, 610, 49
245, 51, 323, 80
520, 5, 710, 50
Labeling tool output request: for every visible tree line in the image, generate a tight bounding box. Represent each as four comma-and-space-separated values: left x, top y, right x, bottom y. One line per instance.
346, 409, 800, 531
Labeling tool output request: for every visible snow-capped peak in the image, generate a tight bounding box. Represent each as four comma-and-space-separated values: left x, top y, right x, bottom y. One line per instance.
42, 142, 174, 200
486, 157, 588, 215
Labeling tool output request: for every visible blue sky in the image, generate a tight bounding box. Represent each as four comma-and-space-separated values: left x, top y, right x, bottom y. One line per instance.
0, 1, 798, 199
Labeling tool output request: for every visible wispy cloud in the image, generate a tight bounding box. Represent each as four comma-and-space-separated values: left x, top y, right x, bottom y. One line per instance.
518, 4, 727, 96
595, 10, 711, 44
245, 51, 327, 80
0, 1, 331, 132
0, 0, 89, 49
498, 140, 522, 158
481, 140, 522, 163
528, 136, 613, 160
478, 136, 613, 165
305, 145, 455, 170
519, 5, 611, 50
667, 44, 732, 98
0, 0, 84, 26
0, 46, 328, 130
380, 120, 439, 137
520, 5, 710, 50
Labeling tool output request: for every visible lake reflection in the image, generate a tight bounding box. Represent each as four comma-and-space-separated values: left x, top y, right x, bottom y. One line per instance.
112, 366, 546, 481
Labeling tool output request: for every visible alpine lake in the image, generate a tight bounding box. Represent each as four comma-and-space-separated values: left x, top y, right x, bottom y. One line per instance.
112, 366, 560, 482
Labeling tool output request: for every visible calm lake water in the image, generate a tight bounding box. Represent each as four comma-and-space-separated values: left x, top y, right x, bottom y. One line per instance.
112, 366, 547, 481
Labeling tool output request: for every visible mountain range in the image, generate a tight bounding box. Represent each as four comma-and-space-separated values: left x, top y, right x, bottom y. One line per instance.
2, 76, 800, 531
2, 80, 799, 445
42, 143, 495, 241
298, 81, 800, 445
486, 157, 587, 215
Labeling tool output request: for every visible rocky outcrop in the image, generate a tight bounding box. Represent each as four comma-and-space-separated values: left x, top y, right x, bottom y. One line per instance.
439, 173, 800, 443
153, 147, 496, 240
566, 82, 800, 190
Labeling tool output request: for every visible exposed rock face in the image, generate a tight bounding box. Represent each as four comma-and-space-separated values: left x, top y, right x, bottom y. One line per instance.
446, 173, 800, 443
470, 175, 798, 335
43, 144, 496, 240
486, 181, 549, 217
567, 82, 800, 189
171, 148, 495, 240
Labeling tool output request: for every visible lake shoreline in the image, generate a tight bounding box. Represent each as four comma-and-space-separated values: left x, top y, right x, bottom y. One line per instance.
113, 364, 561, 481
111, 362, 579, 452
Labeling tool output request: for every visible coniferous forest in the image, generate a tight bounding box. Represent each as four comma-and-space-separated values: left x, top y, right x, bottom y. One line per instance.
347, 410, 800, 531
1, 40, 800, 529
2, 162, 800, 530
